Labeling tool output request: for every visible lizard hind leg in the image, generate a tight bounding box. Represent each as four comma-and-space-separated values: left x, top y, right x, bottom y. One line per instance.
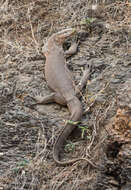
34, 93, 56, 104
54, 92, 67, 106
67, 96, 83, 121
34, 92, 66, 106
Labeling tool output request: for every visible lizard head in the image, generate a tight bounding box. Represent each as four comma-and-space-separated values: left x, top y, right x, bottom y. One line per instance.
42, 28, 76, 56
53, 28, 76, 44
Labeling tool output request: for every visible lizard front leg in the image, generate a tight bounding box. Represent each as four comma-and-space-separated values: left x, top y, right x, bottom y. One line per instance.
76, 63, 92, 96
64, 42, 79, 57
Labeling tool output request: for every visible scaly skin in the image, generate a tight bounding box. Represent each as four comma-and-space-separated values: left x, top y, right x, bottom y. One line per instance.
35, 28, 97, 167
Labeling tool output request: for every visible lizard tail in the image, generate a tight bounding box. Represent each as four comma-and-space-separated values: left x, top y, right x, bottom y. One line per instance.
53, 96, 97, 168
53, 123, 97, 168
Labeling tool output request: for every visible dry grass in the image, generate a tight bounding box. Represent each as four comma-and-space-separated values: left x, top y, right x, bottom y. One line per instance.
0, 0, 131, 189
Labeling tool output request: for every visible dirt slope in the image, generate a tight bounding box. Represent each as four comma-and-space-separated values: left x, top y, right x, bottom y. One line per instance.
0, 0, 131, 189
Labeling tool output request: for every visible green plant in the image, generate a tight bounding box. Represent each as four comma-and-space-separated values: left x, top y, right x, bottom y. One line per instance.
80, 17, 96, 25
12, 159, 29, 173
65, 119, 80, 125
78, 125, 91, 139
64, 141, 75, 153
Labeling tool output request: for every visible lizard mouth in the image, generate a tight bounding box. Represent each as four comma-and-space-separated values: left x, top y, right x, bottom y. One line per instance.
56, 28, 76, 38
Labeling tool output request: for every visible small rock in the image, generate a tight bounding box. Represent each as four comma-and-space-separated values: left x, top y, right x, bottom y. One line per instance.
0, 152, 4, 156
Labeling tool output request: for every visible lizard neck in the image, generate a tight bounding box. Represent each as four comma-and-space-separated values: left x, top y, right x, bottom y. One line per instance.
44, 37, 64, 57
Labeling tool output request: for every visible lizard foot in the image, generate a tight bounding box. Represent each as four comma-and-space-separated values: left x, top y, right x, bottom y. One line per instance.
32, 93, 56, 105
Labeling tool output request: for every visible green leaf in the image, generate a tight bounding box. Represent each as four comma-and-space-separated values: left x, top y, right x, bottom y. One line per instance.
17, 160, 29, 167
78, 125, 89, 139
64, 141, 75, 153
80, 17, 96, 25
66, 120, 80, 125
78, 125, 88, 129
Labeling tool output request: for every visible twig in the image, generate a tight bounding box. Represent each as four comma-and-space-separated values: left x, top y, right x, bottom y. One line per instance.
27, 8, 39, 54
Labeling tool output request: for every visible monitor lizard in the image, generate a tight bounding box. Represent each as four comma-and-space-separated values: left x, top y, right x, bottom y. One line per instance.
33, 28, 97, 167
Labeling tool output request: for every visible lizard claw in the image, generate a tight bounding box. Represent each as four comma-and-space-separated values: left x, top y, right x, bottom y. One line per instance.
32, 95, 44, 104
29, 96, 43, 110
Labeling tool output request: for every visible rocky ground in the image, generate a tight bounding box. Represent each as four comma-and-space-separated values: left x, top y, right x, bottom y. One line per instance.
0, 0, 131, 189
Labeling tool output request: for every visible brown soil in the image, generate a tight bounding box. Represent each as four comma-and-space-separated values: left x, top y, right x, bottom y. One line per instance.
0, 0, 131, 190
